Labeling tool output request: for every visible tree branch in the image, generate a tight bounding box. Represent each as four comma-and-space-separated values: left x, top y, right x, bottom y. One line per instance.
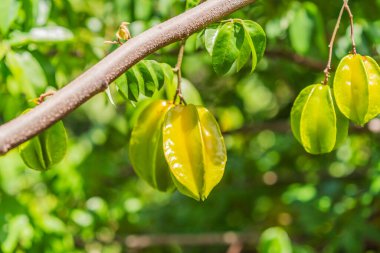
0, 0, 255, 155
265, 49, 326, 71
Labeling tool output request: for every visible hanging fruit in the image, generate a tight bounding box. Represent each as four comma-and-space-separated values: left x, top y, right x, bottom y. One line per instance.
291, 84, 348, 154
162, 104, 227, 201
333, 54, 380, 126
129, 100, 175, 192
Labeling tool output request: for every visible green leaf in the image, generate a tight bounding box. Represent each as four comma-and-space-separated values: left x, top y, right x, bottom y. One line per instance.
289, 4, 314, 55
241, 20, 266, 63
258, 227, 292, 253
212, 22, 240, 75
127, 67, 142, 102
204, 24, 221, 55
234, 23, 254, 72
186, 0, 201, 9
5, 51, 47, 98
129, 100, 175, 192
19, 120, 67, 171
9, 26, 74, 45
136, 61, 158, 97
0, 0, 20, 35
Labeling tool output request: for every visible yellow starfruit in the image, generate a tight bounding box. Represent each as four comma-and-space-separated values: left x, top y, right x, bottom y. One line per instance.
333, 54, 380, 126
162, 104, 227, 201
291, 84, 348, 154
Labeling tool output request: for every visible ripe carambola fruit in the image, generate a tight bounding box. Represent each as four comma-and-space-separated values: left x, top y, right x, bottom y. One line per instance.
163, 104, 227, 201
334, 54, 380, 126
129, 100, 175, 192
291, 84, 348, 154
19, 120, 67, 171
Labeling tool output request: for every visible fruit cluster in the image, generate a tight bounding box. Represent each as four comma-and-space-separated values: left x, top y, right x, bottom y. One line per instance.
291, 54, 380, 154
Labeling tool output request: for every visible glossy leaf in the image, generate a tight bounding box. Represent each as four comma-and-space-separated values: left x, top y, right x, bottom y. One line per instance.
212, 22, 240, 75
234, 23, 253, 72
116, 60, 173, 102
186, 0, 201, 10
291, 84, 348, 154
0, 0, 20, 35
204, 24, 221, 55
334, 54, 380, 125
129, 100, 175, 192
136, 61, 157, 97
241, 20, 266, 63
258, 227, 292, 253
5, 51, 47, 98
163, 104, 226, 200
289, 4, 314, 55
19, 120, 67, 171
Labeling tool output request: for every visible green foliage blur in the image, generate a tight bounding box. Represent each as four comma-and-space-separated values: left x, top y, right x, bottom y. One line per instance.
1, 0, 380, 252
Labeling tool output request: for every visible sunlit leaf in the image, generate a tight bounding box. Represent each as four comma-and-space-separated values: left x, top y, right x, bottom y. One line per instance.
0, 0, 20, 35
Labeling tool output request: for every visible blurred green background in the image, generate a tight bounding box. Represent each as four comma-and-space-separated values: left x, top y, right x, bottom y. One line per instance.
1, 0, 380, 252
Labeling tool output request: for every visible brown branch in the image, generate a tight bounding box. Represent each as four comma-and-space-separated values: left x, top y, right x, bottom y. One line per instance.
124, 232, 258, 249
0, 0, 255, 155
265, 49, 326, 71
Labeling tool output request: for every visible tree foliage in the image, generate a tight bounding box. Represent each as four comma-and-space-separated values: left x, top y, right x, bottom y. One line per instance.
1, 0, 380, 252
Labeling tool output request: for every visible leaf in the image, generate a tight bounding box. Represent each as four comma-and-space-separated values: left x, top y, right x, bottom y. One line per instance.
136, 61, 158, 97
212, 22, 240, 75
0, 0, 20, 35
241, 20, 266, 63
204, 24, 221, 55
19, 120, 67, 171
129, 100, 175, 192
289, 4, 314, 55
258, 227, 292, 253
186, 0, 201, 10
234, 23, 254, 72
163, 104, 226, 200
5, 51, 47, 98
124, 67, 142, 102
333, 54, 369, 126
303, 2, 327, 56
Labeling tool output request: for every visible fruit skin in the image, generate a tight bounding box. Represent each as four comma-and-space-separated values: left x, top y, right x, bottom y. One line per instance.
333, 54, 380, 126
129, 100, 175, 192
162, 104, 227, 201
19, 120, 67, 171
291, 84, 348, 154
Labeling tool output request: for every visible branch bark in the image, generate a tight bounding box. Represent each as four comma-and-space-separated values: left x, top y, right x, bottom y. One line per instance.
0, 0, 255, 155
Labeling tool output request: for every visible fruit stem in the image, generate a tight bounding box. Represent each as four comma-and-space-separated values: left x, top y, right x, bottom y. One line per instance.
343, 0, 357, 54
173, 39, 187, 105
323, 4, 345, 85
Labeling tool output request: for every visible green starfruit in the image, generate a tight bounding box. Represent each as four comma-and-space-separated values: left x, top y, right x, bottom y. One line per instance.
333, 54, 380, 126
291, 84, 348, 154
162, 104, 227, 201
19, 120, 67, 171
129, 100, 175, 192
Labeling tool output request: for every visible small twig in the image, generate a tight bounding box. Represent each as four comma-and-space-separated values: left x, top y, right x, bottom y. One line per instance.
173, 39, 187, 105
343, 0, 357, 54
323, 4, 345, 85
32, 91, 56, 105
323, 0, 357, 85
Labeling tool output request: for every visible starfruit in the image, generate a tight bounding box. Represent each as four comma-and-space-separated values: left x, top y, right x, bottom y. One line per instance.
333, 54, 380, 126
291, 84, 348, 154
129, 100, 175, 192
19, 120, 67, 171
162, 104, 227, 201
